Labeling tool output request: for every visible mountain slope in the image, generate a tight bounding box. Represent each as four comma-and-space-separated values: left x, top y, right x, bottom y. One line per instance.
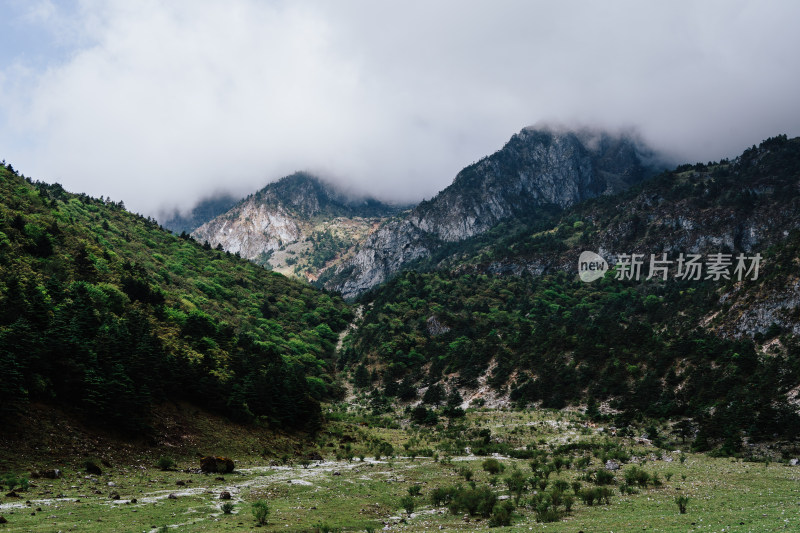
0, 163, 351, 433
323, 127, 659, 298
192, 172, 403, 280
341, 135, 800, 450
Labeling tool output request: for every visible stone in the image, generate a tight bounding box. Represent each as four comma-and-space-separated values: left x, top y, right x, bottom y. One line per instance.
200, 456, 235, 474
605, 460, 620, 471
219, 491, 231, 500
109, 491, 120, 500
789, 458, 799, 466
85, 462, 102, 476
168, 494, 178, 500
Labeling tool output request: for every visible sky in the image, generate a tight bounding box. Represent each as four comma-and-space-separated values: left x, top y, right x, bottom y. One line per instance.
1, 0, 799, 217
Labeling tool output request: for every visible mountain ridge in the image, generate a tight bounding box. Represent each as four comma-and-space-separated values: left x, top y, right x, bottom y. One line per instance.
323, 126, 661, 298
191, 172, 405, 279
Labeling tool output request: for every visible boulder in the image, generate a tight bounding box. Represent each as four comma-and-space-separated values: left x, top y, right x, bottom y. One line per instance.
40, 469, 61, 479
85, 461, 102, 476
0, 516, 6, 524
200, 456, 235, 474
605, 460, 620, 471
168, 493, 178, 500
790, 458, 799, 466
219, 491, 231, 500
109, 491, 120, 500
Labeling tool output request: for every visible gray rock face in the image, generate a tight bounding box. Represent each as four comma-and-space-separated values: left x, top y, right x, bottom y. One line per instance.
190, 172, 401, 277
327, 127, 656, 298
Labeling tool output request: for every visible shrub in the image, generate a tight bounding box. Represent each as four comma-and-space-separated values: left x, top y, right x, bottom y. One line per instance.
593, 469, 616, 485
489, 500, 514, 527
400, 495, 415, 515
221, 502, 234, 514
563, 494, 575, 513
252, 500, 270, 525
552, 479, 570, 492
430, 486, 455, 506
157, 456, 176, 471
504, 469, 527, 503
449, 485, 497, 517
624, 466, 650, 487
675, 495, 689, 514
531, 493, 561, 523
482, 458, 505, 475
457, 466, 473, 481
407, 485, 422, 497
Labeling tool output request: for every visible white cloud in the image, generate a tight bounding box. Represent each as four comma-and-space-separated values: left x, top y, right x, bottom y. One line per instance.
1, 0, 800, 215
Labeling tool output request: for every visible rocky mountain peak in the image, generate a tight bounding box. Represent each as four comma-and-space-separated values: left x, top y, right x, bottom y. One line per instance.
323, 126, 660, 298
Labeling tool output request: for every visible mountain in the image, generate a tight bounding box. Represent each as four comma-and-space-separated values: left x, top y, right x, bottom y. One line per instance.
160, 193, 240, 235
322, 126, 660, 298
340, 134, 800, 450
192, 172, 405, 280
0, 163, 351, 433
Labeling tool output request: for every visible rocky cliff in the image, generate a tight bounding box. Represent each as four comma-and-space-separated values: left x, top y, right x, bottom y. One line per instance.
192, 172, 402, 279
324, 127, 659, 298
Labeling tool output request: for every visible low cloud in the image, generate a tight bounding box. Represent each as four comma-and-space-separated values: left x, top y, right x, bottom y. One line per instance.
1, 0, 799, 216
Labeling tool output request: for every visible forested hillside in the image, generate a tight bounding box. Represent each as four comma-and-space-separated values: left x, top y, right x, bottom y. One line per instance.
343, 136, 800, 452
0, 163, 351, 433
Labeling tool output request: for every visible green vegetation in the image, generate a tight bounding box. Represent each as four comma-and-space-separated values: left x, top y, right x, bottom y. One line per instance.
251, 499, 270, 525
0, 163, 351, 432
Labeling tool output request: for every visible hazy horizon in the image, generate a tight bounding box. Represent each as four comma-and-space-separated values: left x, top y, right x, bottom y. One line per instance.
2, 1, 799, 216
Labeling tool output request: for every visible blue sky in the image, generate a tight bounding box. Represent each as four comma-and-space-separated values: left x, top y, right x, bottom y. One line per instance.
2, 1, 800, 216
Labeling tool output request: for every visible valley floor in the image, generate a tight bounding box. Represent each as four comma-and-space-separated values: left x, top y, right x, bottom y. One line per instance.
0, 407, 798, 532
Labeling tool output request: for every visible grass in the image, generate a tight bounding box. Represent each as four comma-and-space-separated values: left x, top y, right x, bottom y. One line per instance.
1, 408, 798, 532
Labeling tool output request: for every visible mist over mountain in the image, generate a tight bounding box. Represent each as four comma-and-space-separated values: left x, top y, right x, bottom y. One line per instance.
160, 193, 240, 235
2, 2, 800, 216
323, 126, 662, 298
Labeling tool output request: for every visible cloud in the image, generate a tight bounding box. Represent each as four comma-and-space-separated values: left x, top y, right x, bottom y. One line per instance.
1, 0, 800, 216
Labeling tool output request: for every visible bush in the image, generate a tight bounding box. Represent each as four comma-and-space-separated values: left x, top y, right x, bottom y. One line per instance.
593, 468, 616, 485
252, 500, 270, 525
221, 502, 234, 514
449, 485, 497, 517
400, 495, 415, 515
504, 469, 527, 503
624, 466, 650, 487
580, 487, 613, 506
157, 456, 176, 471
482, 458, 505, 475
531, 493, 561, 523
430, 486, 455, 506
563, 494, 575, 513
489, 500, 514, 527
457, 466, 473, 481
407, 485, 422, 497
675, 495, 689, 514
